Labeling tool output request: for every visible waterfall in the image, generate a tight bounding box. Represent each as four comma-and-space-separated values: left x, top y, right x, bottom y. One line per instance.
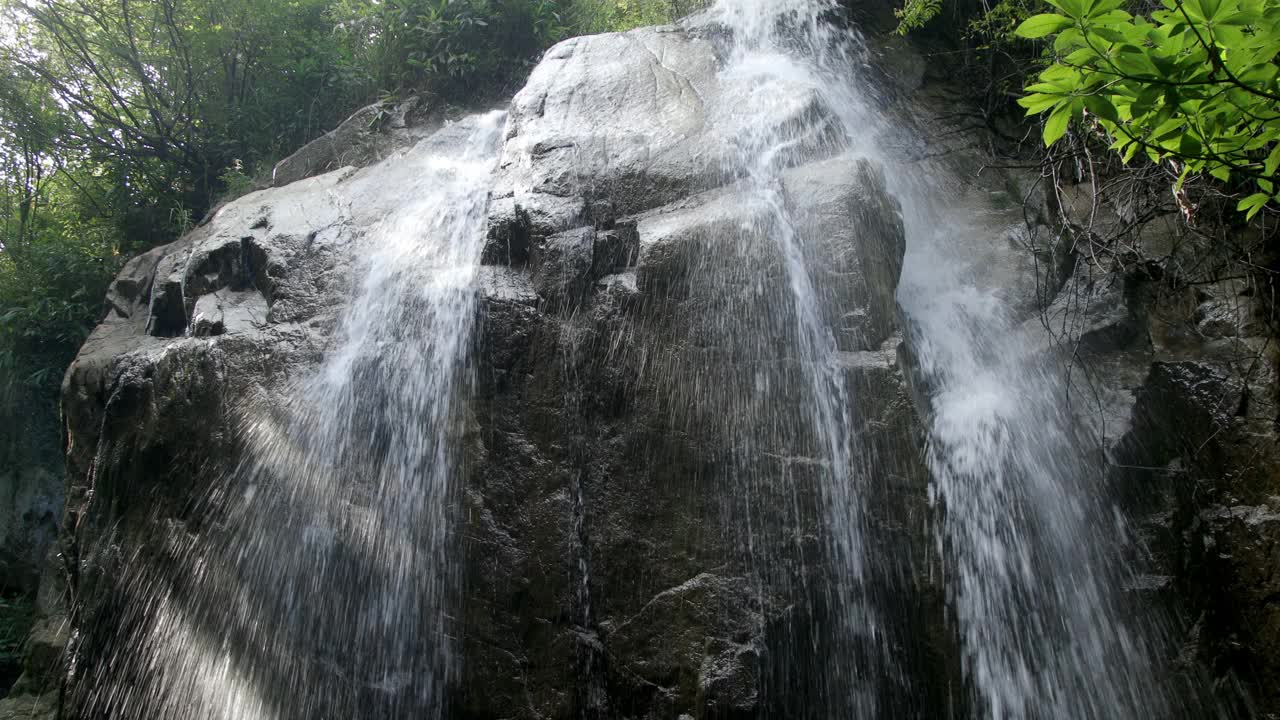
710, 0, 1178, 717
63, 3, 1224, 718
706, 0, 885, 715
74, 111, 507, 720
894, 183, 1182, 719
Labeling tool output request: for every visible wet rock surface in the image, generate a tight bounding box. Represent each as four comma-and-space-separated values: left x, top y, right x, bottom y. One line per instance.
1106, 319, 1280, 713
871, 24, 1279, 715
458, 22, 954, 717
1008, 161, 1280, 714
39, 11, 1279, 720
462, 146, 949, 716
48, 19, 955, 720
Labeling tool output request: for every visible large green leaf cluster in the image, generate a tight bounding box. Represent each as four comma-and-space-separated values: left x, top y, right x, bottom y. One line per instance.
1015, 0, 1280, 217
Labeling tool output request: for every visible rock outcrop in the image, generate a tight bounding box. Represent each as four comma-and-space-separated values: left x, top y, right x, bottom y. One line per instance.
36, 9, 1280, 720
271, 95, 439, 188
0, 466, 59, 595
868, 25, 1280, 714
50, 20, 953, 720
1050, 252, 1280, 713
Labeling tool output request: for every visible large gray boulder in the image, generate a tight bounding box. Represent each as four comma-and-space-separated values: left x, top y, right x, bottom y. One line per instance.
53, 19, 955, 720
469, 21, 956, 718
56, 120, 511, 715
486, 25, 838, 252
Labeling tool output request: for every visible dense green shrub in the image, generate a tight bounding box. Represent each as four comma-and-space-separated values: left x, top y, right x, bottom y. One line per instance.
895, 0, 1279, 219
330, 0, 575, 98
574, 0, 696, 32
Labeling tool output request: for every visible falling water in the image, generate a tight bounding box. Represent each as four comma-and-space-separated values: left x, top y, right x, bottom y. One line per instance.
711, 0, 1179, 717
895, 189, 1179, 719
708, 0, 893, 714
75, 111, 506, 720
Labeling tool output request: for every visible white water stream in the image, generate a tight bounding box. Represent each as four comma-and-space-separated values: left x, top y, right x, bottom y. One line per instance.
78, 112, 506, 720
712, 0, 1174, 716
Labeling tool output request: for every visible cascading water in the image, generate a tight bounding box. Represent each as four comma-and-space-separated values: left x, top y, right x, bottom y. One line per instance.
896, 196, 1172, 719
876, 55, 1200, 720
711, 0, 1190, 717
75, 111, 506, 720
707, 1, 889, 714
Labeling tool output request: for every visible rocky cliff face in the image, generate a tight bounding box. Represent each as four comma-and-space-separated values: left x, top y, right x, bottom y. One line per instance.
460, 26, 949, 716
1037, 217, 1280, 713
18, 10, 1280, 720
43, 20, 953, 720
872, 27, 1280, 712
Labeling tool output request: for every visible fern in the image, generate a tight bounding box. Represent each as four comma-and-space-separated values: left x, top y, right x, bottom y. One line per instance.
895, 0, 944, 33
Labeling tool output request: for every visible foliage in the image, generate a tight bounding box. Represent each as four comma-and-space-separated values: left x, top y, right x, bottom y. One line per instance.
326, 0, 690, 95
1, 0, 363, 227
217, 160, 258, 204
330, 0, 576, 99
896, 0, 945, 34
0, 169, 123, 468
573, 0, 691, 33
1014, 0, 1280, 218
967, 0, 1049, 38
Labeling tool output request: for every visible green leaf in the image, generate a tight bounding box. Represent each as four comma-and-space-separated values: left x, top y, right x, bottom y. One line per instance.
1149, 53, 1178, 76
1090, 26, 1128, 42
1043, 103, 1074, 146
1026, 81, 1072, 94
1152, 117, 1185, 141
1046, 0, 1086, 18
1084, 95, 1121, 122
1019, 93, 1065, 114
1065, 47, 1099, 64
1015, 13, 1076, 37
1265, 144, 1280, 177
1182, 0, 1208, 21
1175, 163, 1192, 191
1238, 192, 1270, 219
1054, 26, 1086, 50
1179, 133, 1203, 157
1219, 9, 1258, 24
